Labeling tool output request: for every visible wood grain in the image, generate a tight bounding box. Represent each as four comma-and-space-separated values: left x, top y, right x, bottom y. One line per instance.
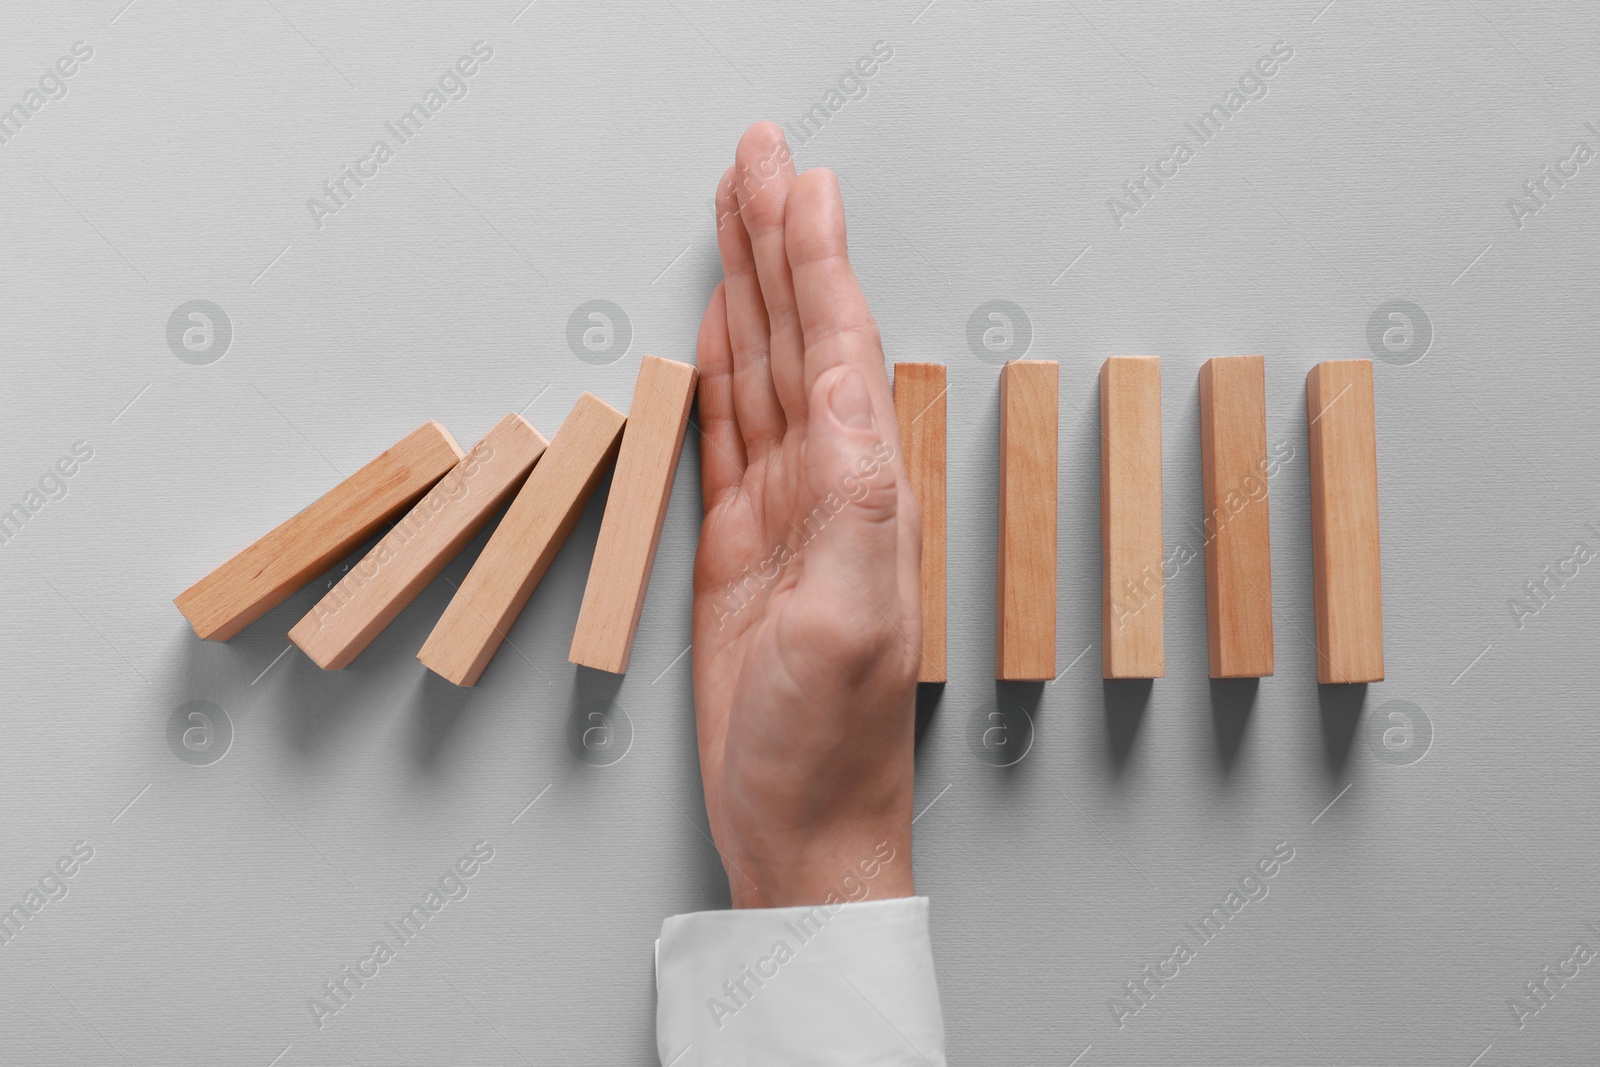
1100, 357, 1164, 679
417, 394, 625, 686
289, 414, 547, 669
894, 363, 948, 683
997, 359, 1058, 681
174, 421, 463, 641
1306, 359, 1384, 683
569, 356, 698, 674
1198, 355, 1274, 678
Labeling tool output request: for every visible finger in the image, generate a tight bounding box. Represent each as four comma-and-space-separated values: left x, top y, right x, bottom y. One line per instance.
784, 168, 890, 413
731, 122, 807, 426
786, 169, 922, 640
715, 164, 787, 459
798, 364, 904, 627
694, 282, 746, 510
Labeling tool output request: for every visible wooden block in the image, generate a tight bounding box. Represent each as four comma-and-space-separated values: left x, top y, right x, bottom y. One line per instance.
289, 415, 548, 669
996, 360, 1057, 681
417, 394, 625, 686
1306, 359, 1384, 683
175, 421, 463, 641
569, 356, 698, 674
894, 363, 948, 684
1198, 355, 1274, 678
1100, 357, 1164, 679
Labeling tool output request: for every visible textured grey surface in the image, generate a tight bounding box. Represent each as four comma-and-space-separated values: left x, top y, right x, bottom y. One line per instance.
2, 1, 1598, 1064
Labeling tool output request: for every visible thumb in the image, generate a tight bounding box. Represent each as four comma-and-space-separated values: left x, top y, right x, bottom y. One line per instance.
798, 365, 901, 612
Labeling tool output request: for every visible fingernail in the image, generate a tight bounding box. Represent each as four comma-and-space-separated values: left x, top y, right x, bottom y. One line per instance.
828, 369, 876, 430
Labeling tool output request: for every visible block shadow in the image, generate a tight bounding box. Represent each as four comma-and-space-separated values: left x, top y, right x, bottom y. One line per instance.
1317, 682, 1366, 774
1102, 678, 1152, 771
572, 664, 624, 710
407, 669, 476, 771
563, 665, 626, 767
1209, 677, 1258, 772
914, 683, 944, 749
270, 651, 392, 759
992, 679, 1044, 773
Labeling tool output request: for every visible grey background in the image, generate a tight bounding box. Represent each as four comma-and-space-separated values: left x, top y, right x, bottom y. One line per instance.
2, 1, 1597, 1064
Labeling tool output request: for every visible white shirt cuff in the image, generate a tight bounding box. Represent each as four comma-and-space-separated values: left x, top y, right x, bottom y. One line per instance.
655, 895, 946, 1066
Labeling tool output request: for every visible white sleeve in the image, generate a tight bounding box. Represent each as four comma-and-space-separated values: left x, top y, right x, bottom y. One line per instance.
654, 895, 946, 1066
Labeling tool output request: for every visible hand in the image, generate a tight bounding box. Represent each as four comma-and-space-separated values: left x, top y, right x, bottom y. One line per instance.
690, 123, 922, 909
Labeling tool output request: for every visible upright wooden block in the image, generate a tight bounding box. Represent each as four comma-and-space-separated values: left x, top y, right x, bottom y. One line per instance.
1100, 357, 1164, 679
289, 415, 548, 669
569, 356, 698, 674
997, 360, 1057, 681
894, 363, 947, 684
417, 395, 625, 686
175, 421, 463, 641
1198, 355, 1274, 678
1306, 359, 1384, 683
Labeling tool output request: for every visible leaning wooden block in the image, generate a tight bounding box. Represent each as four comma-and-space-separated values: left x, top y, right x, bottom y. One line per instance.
175, 421, 463, 641
1306, 359, 1384, 683
997, 359, 1057, 681
1198, 355, 1274, 678
1100, 357, 1164, 679
569, 356, 698, 674
418, 394, 625, 686
894, 363, 948, 683
289, 415, 548, 669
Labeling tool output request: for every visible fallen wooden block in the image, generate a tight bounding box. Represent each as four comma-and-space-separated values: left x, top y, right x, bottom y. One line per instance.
1306, 359, 1384, 683
1198, 355, 1274, 678
893, 363, 948, 684
1100, 357, 1164, 679
997, 359, 1057, 681
417, 394, 625, 686
175, 421, 463, 641
569, 356, 698, 674
289, 414, 548, 669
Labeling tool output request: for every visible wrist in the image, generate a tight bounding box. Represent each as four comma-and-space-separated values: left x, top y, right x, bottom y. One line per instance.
728, 834, 912, 909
